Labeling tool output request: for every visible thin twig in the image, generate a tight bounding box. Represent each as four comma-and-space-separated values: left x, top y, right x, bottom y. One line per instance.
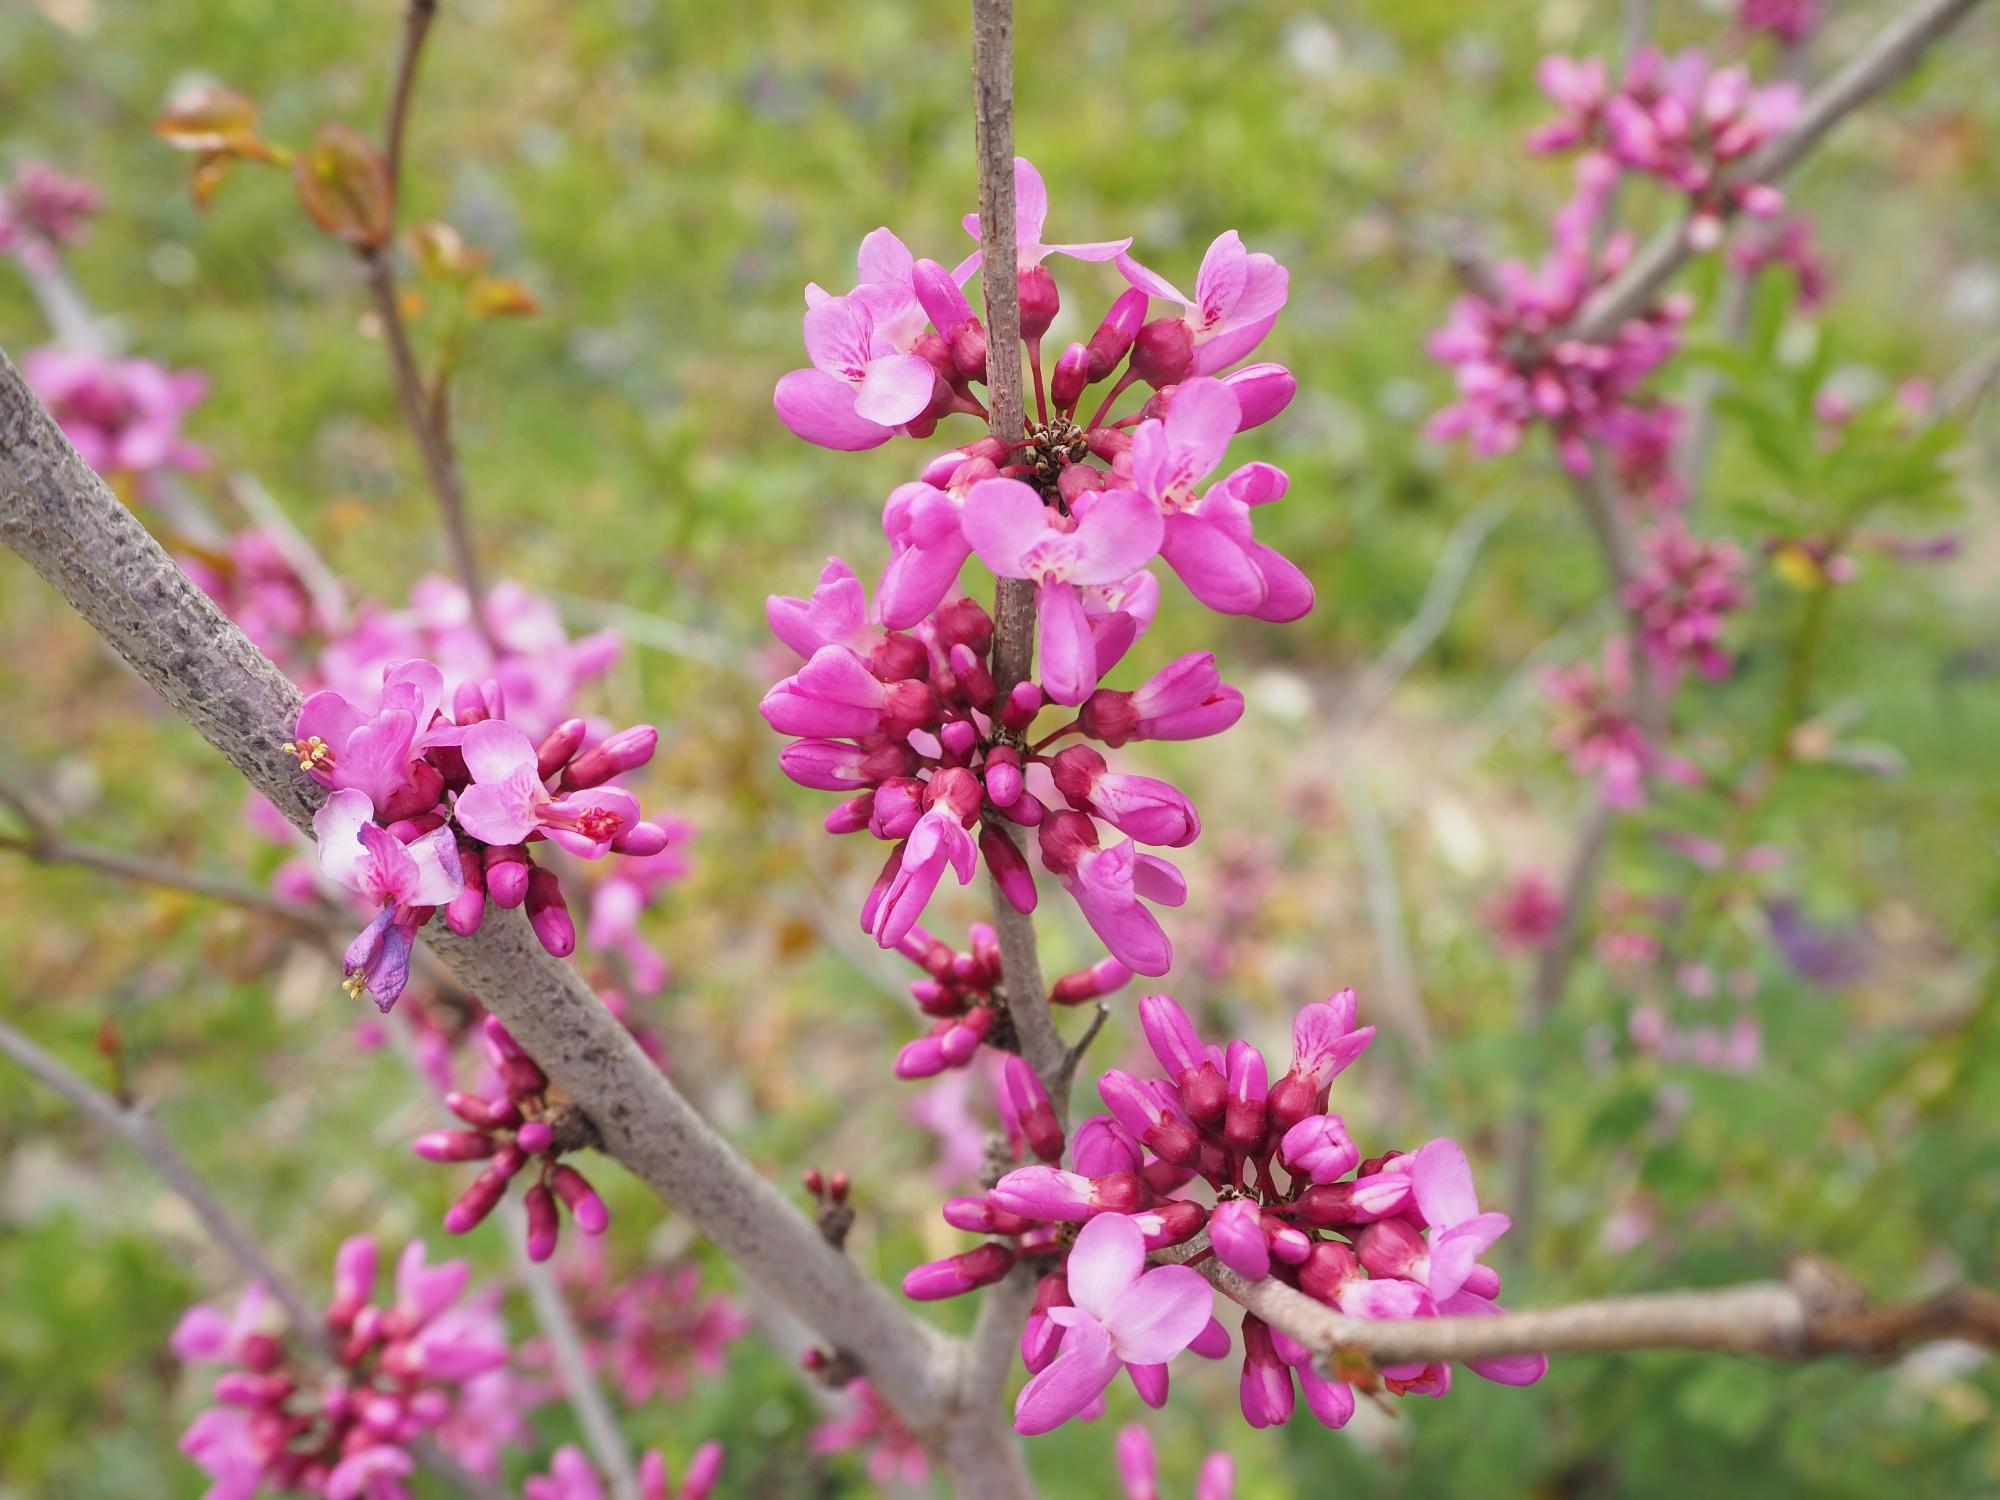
1334, 770, 1434, 1064
1164, 1233, 1999, 1366
512, 1231, 641, 1500
970, 0, 1065, 1126
1573, 0, 1992, 342
383, 0, 439, 205
1337, 501, 1509, 729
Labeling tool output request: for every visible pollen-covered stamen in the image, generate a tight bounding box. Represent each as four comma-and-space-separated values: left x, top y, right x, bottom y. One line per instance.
283, 734, 336, 773
536, 801, 624, 844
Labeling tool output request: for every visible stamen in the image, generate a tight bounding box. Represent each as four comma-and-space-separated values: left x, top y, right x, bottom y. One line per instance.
281, 735, 336, 773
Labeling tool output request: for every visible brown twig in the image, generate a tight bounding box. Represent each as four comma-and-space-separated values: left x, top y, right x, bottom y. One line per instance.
383, 0, 438, 205
1163, 1233, 1999, 1367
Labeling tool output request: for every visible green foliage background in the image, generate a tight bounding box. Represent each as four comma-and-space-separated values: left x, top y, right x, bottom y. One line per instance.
1, 0, 1996, 1495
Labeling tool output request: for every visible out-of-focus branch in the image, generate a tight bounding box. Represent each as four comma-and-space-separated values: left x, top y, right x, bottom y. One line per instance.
0, 1014, 506, 1500
0, 348, 961, 1437
383, 0, 438, 203
0, 775, 331, 929
512, 1233, 640, 1500
1573, 0, 1991, 341
1165, 1234, 2000, 1366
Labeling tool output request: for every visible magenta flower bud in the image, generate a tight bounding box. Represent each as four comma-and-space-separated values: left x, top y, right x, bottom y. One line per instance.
1035, 808, 1101, 879
939, 1008, 993, 1067
983, 746, 1024, 808
943, 1196, 1033, 1235
902, 1241, 1016, 1301
1130, 317, 1194, 387
561, 725, 657, 790
893, 1033, 949, 1079
514, 1120, 554, 1155
932, 594, 995, 655
1355, 1216, 1426, 1281
1239, 1316, 1296, 1429
1224, 1041, 1269, 1157
378, 761, 446, 822
453, 676, 505, 724
1000, 680, 1044, 731
1464, 1263, 1502, 1300
1210, 1198, 1272, 1280
384, 810, 447, 842
1018, 265, 1060, 342
1270, 1222, 1314, 1266
413, 1130, 498, 1163
483, 844, 531, 908
826, 792, 874, 835
1142, 1113, 1201, 1168
1050, 341, 1091, 410
871, 631, 931, 683
951, 319, 989, 385
1143, 1158, 1197, 1197
550, 1163, 608, 1234
536, 719, 588, 781
780, 739, 896, 791
526, 868, 575, 958
445, 1090, 518, 1130
1139, 993, 1205, 1078
331, 1235, 378, 1315
1002, 1056, 1065, 1163
938, 717, 979, 760
998, 791, 1046, 827
979, 825, 1039, 916
1051, 957, 1133, 1005
610, 821, 672, 857
1133, 1196, 1208, 1252
1022, 1272, 1071, 1373
1070, 1114, 1143, 1177
1281, 1114, 1359, 1184
1086, 424, 1133, 463
1298, 1240, 1362, 1304
1175, 1059, 1224, 1128
443, 1165, 512, 1234
869, 777, 925, 840
1220, 362, 1297, 430
444, 843, 487, 937
948, 643, 997, 709
523, 1182, 560, 1262
989, 1165, 1094, 1222
1087, 287, 1149, 380
1095, 1067, 1159, 1141
1296, 1172, 1412, 1227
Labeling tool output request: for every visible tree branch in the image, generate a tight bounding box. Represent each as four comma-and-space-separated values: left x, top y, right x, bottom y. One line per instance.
513, 1232, 641, 1500
1164, 1235, 1999, 1366
383, 0, 438, 205
1573, 0, 1991, 342
0, 348, 959, 1435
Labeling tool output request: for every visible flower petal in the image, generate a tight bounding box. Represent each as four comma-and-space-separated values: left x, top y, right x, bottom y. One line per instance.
1013, 1317, 1121, 1435
1103, 1263, 1213, 1365
1065, 1211, 1146, 1322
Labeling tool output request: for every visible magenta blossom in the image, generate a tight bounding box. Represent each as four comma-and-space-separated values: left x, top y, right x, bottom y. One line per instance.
453, 720, 641, 858
1623, 521, 1748, 683
812, 1379, 929, 1488
22, 346, 207, 479
1116, 1424, 1234, 1500
291, 659, 453, 818
315, 788, 462, 1010
1487, 871, 1564, 953
1116, 230, 1290, 378
1013, 1212, 1213, 1435
1543, 638, 1654, 808
956, 155, 1132, 279
961, 477, 1164, 703
524, 1444, 722, 1500
1739, 0, 1820, 43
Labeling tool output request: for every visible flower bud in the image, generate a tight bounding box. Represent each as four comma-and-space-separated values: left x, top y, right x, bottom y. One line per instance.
561, 725, 657, 790
1070, 1114, 1142, 1177
483, 844, 531, 908
514, 1120, 554, 1155
826, 792, 875, 835
1221, 362, 1297, 430
379, 762, 445, 822
942, 1196, 1033, 1235
1132, 1196, 1208, 1252
1087, 288, 1149, 380
523, 1182, 560, 1262
1297, 1240, 1361, 1304
444, 843, 487, 937
1210, 1198, 1271, 1280
443, 1164, 512, 1234
1224, 1041, 1269, 1157
1281, 1114, 1359, 1184
979, 824, 1038, 916
526, 868, 575, 958
445, 1091, 519, 1130
1130, 317, 1193, 387
1018, 265, 1060, 342
413, 1130, 498, 1163
983, 744, 1024, 807
901, 1242, 1016, 1301
948, 642, 997, 709
610, 821, 673, 857
551, 1164, 609, 1234
1238, 1316, 1295, 1429
1000, 680, 1043, 731
1050, 342, 1091, 410
1050, 956, 1132, 1005
1001, 1055, 1065, 1163
536, 719, 587, 781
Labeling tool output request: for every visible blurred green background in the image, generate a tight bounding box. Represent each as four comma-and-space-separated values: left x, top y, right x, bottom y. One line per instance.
2, 0, 1997, 1495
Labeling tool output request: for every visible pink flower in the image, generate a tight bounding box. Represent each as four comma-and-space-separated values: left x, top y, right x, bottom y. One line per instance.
1116, 1424, 1234, 1500
0, 160, 100, 270
1012, 1213, 1213, 1435
1739, 0, 1820, 44
1623, 520, 1748, 683
291, 659, 454, 819
774, 286, 938, 451
1488, 871, 1564, 952
863, 774, 982, 949
452, 720, 640, 858
811, 1380, 928, 1488
1116, 231, 1290, 378
1543, 638, 1653, 808
21, 346, 207, 479
1127, 377, 1312, 621
960, 477, 1164, 704
956, 156, 1132, 278
592, 1266, 748, 1406
1078, 652, 1245, 748
314, 788, 463, 1010
1039, 812, 1186, 977
759, 644, 937, 739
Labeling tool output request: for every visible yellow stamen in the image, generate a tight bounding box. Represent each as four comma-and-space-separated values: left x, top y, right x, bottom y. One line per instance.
281, 735, 337, 773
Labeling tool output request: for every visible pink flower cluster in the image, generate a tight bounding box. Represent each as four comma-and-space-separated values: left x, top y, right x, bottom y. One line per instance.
568, 1263, 749, 1406
1738, 0, 1821, 44
763, 156, 1310, 989
1529, 49, 1802, 246
903, 991, 1545, 1436
22, 345, 208, 480
524, 1445, 722, 1500
890, 922, 1130, 1079
810, 1379, 929, 1488
0, 160, 100, 272
173, 1239, 517, 1500
294, 656, 665, 1009
1426, 162, 1689, 475
1542, 638, 1655, 809
412, 1015, 611, 1261
1622, 521, 1748, 683
1729, 214, 1830, 310
1117, 1424, 1232, 1500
